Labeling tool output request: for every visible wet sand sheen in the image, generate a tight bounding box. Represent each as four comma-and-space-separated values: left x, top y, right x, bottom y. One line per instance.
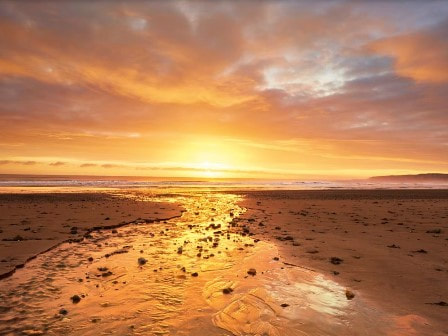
0, 191, 430, 335
0, 192, 183, 277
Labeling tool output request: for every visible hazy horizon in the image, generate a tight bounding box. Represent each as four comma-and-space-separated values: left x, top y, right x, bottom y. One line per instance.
1, 172, 447, 191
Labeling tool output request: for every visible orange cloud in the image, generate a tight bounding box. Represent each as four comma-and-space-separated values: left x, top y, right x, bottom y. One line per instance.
49, 161, 65, 166
370, 21, 448, 83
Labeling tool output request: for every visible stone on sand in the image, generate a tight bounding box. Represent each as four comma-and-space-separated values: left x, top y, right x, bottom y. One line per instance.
138, 257, 147, 265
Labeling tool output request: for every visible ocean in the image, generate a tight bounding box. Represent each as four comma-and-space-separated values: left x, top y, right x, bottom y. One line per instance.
0, 174, 446, 190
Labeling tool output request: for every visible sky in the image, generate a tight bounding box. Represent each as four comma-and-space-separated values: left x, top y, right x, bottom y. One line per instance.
0, 0, 447, 179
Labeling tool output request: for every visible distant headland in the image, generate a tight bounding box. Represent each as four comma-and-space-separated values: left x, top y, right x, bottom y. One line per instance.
369, 173, 448, 183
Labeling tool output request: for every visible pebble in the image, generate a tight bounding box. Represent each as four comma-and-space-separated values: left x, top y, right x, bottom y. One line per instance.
426, 229, 442, 234
222, 287, 233, 294
345, 290, 355, 300
247, 268, 257, 276
71, 295, 81, 304
330, 257, 343, 265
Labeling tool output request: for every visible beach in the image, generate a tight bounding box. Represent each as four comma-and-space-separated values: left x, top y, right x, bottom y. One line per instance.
237, 190, 448, 334
0, 188, 447, 335
2, 0, 448, 334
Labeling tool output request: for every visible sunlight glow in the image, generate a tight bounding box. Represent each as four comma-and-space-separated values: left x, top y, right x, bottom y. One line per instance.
197, 161, 225, 178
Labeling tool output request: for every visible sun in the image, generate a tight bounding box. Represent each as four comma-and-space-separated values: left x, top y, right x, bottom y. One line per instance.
198, 161, 224, 178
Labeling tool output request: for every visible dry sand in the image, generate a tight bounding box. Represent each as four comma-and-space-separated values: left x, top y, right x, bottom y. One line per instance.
0, 192, 183, 278
235, 189, 448, 333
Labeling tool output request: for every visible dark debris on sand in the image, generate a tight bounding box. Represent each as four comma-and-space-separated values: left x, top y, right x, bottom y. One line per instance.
247, 268, 257, 276
330, 257, 343, 265
426, 301, 447, 306
222, 287, 233, 294
70, 295, 81, 304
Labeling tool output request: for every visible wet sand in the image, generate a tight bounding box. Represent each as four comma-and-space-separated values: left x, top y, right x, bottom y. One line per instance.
0, 192, 183, 278
0, 189, 447, 335
237, 190, 448, 335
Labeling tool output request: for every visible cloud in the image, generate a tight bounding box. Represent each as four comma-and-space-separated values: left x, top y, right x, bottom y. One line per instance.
49, 161, 66, 166
101, 164, 121, 169
369, 19, 448, 83
0, 1, 447, 176
80, 163, 97, 168
134, 165, 265, 175
0, 160, 36, 165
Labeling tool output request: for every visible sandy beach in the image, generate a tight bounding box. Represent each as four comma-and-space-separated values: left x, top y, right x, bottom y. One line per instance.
0, 192, 183, 278
236, 190, 448, 334
0, 188, 447, 335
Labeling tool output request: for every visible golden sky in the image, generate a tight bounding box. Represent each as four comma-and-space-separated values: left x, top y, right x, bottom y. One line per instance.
0, 1, 447, 179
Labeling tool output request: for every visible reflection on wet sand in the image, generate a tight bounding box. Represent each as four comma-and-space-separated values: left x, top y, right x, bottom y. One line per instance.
0, 191, 418, 335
